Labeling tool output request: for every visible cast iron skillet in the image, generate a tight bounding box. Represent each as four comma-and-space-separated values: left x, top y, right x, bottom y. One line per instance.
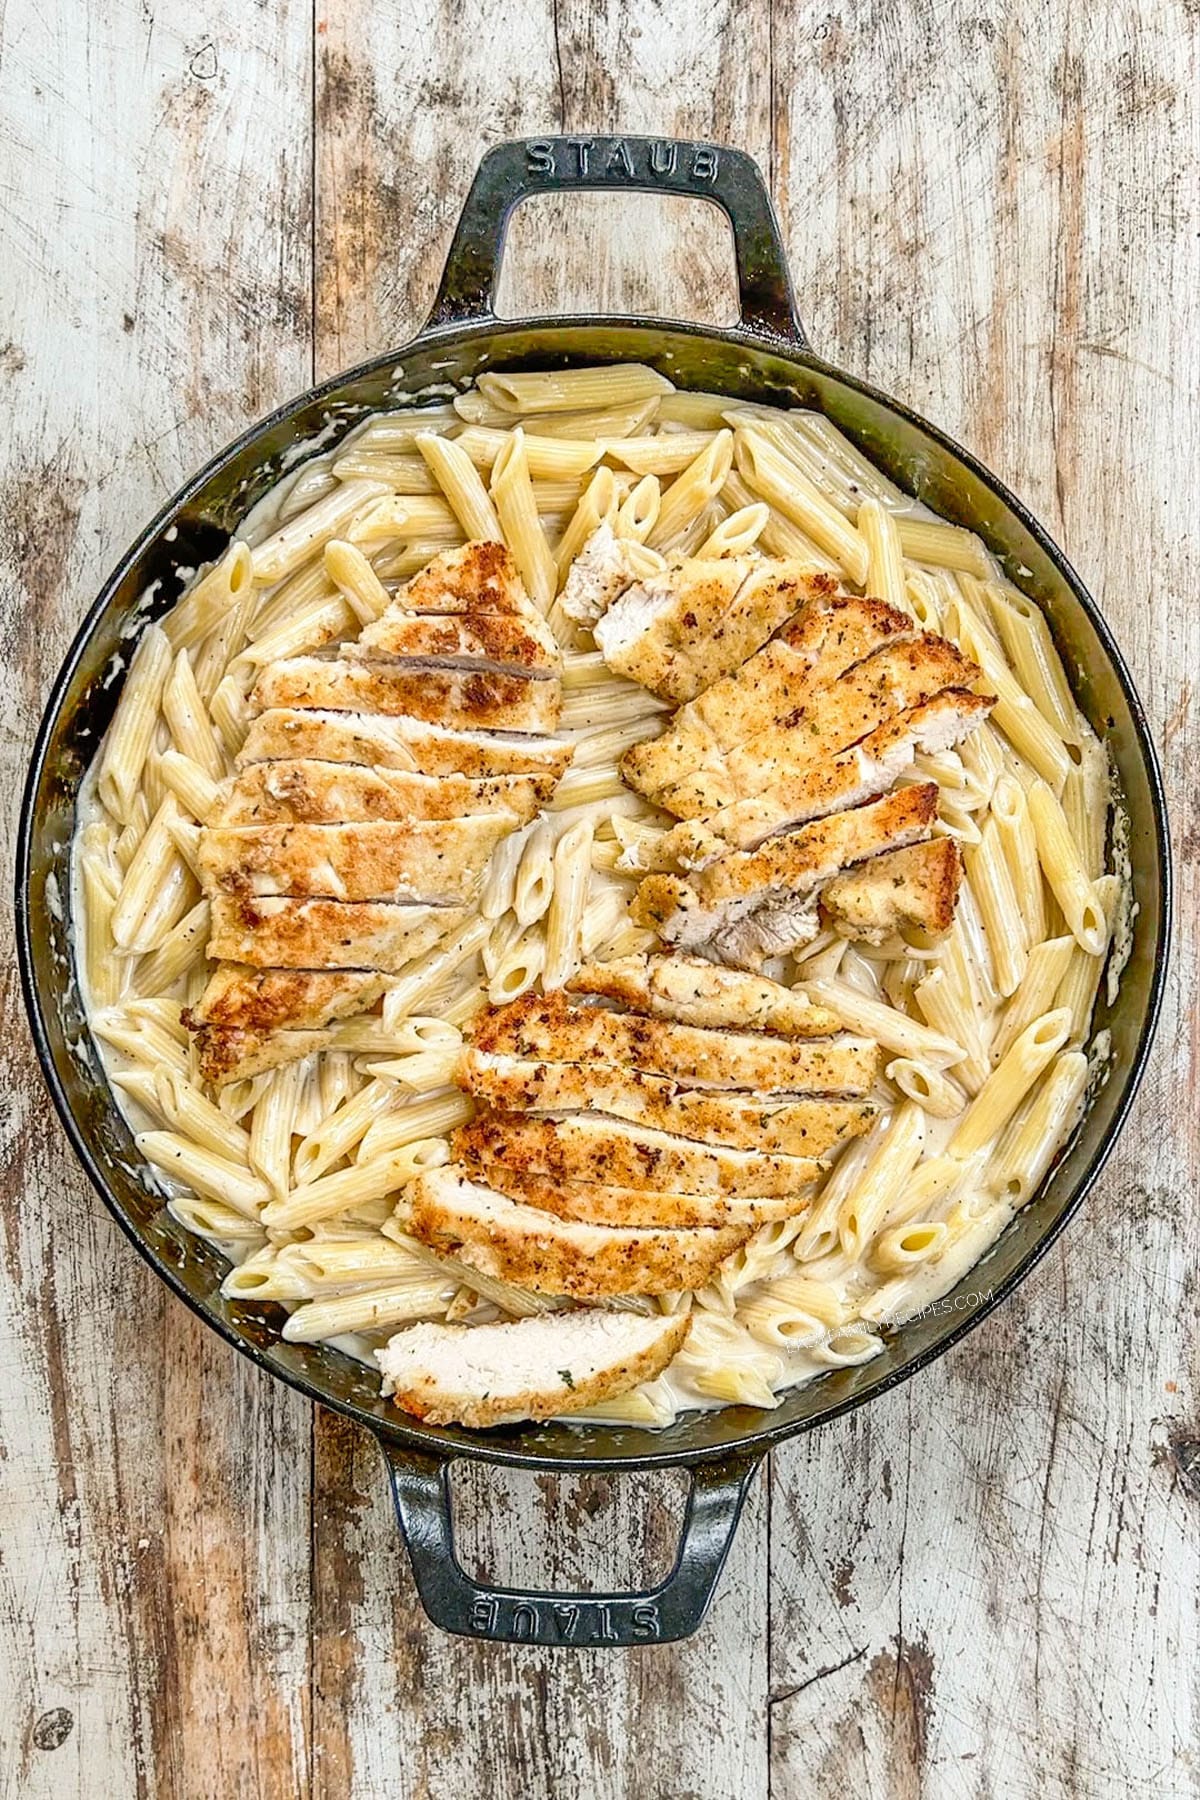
17, 136, 1170, 1646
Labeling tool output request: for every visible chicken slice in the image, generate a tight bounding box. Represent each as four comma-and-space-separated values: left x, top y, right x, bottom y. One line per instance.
469, 991, 879, 1094
377, 1308, 691, 1427
457, 1051, 877, 1156
198, 815, 517, 905
185, 965, 389, 1032
189, 1023, 346, 1085
620, 592, 915, 799
397, 540, 534, 616
237, 708, 573, 784
208, 896, 466, 971
657, 635, 981, 820
250, 658, 562, 734
455, 1112, 821, 1198
652, 688, 994, 854
214, 760, 544, 827
477, 1166, 815, 1231
595, 560, 837, 703
558, 522, 665, 626
350, 607, 560, 676
406, 1166, 750, 1298
632, 783, 940, 962
565, 952, 840, 1036
822, 836, 963, 944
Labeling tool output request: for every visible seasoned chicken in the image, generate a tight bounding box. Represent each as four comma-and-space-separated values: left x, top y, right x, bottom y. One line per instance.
458, 1052, 877, 1156
595, 560, 836, 702
250, 657, 562, 734
650, 688, 994, 855
620, 591, 915, 799
653, 636, 983, 821
208, 896, 466, 971
477, 1166, 815, 1231
469, 991, 879, 1094
350, 608, 560, 676
398, 540, 537, 616
189, 1023, 347, 1085
215, 760, 544, 827
185, 965, 390, 1033
566, 952, 841, 1036
377, 1307, 691, 1427
455, 1112, 822, 1198
198, 815, 517, 904
632, 783, 940, 964
558, 522, 664, 626
237, 708, 573, 784
822, 836, 963, 943
406, 1166, 750, 1298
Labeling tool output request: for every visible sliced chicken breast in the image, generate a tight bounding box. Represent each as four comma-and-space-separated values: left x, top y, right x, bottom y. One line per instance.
198, 815, 516, 905
250, 657, 562, 734
398, 540, 535, 616
822, 835, 963, 943
377, 1307, 691, 1427
406, 1166, 750, 1298
658, 635, 981, 820
185, 965, 389, 1033
350, 607, 560, 676
208, 896, 465, 971
477, 1166, 815, 1231
595, 560, 836, 703
469, 991, 879, 1094
214, 760, 544, 828
632, 783, 940, 958
620, 592, 916, 798
653, 688, 994, 853
565, 952, 841, 1036
558, 521, 663, 626
457, 1051, 877, 1156
455, 1112, 822, 1198
237, 708, 574, 784
190, 1022, 346, 1085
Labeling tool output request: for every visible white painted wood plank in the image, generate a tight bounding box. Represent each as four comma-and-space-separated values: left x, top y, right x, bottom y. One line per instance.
768, 4, 1199, 1794
0, 3, 314, 1794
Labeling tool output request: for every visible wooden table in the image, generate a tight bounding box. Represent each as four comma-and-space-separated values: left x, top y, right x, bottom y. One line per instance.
3, 3, 1196, 1794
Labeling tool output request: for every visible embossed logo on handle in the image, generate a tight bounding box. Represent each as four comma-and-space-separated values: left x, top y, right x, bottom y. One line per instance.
467, 1593, 662, 1644
525, 137, 720, 184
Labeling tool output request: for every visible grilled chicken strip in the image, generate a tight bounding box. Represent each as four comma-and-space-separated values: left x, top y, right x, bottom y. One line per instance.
214, 761, 544, 828
655, 636, 982, 821
237, 708, 573, 784
620, 593, 916, 799
565, 952, 841, 1036
650, 688, 993, 855
190, 1023, 348, 1085
632, 783, 940, 963
477, 1166, 816, 1231
398, 540, 538, 616
198, 815, 517, 905
457, 1051, 877, 1156
822, 836, 963, 943
186, 965, 390, 1033
469, 991, 879, 1094
250, 658, 562, 734
350, 608, 560, 676
406, 1166, 750, 1298
595, 560, 836, 702
208, 896, 466, 971
377, 1308, 691, 1428
558, 522, 664, 626
455, 1112, 822, 1198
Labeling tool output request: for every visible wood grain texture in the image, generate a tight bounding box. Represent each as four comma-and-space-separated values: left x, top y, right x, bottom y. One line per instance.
2, 0, 1197, 1795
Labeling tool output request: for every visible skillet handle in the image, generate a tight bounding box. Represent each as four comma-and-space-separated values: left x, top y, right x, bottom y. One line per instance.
426, 135, 807, 347
379, 1440, 763, 1646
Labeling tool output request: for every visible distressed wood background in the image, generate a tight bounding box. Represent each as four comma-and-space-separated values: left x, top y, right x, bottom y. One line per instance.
2, 1, 1197, 1794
